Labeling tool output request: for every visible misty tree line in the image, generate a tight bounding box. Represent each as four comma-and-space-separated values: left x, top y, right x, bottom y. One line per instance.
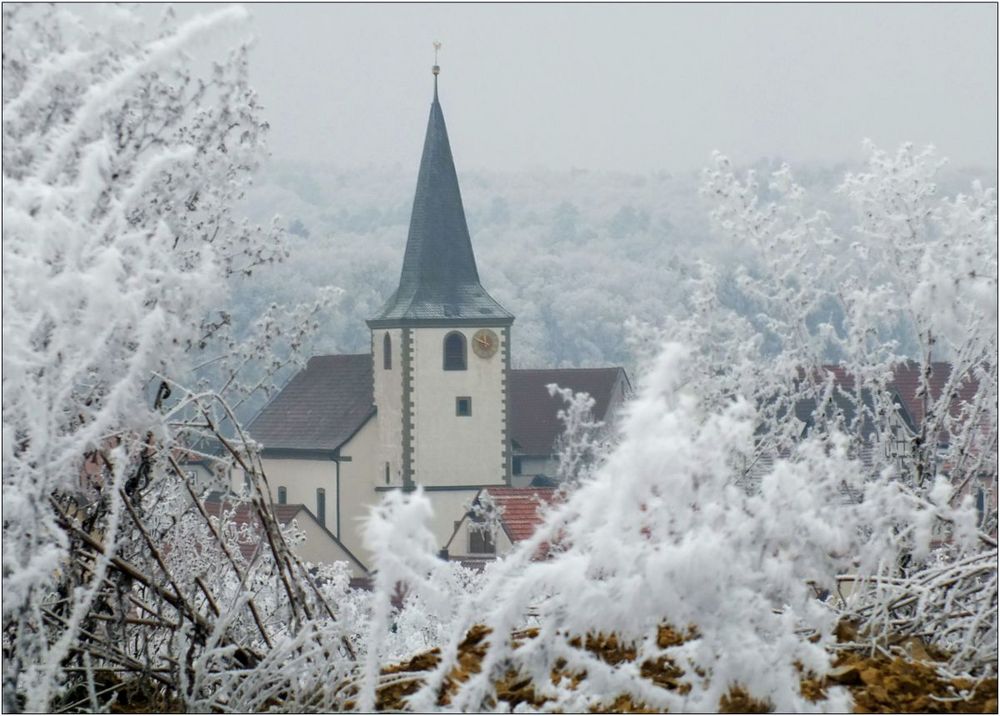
233, 155, 992, 372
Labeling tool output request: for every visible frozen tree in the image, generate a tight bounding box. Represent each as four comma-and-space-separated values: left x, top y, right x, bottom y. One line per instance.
679, 143, 997, 673
401, 344, 863, 711
465, 490, 505, 547
236, 154, 991, 372
371, 144, 995, 711
547, 384, 608, 487
2, 5, 340, 711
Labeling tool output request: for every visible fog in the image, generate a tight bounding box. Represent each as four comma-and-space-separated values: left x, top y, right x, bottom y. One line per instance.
234, 3, 997, 172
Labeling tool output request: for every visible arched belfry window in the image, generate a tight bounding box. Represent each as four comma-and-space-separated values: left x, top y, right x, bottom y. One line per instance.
383, 332, 392, 370
443, 331, 467, 371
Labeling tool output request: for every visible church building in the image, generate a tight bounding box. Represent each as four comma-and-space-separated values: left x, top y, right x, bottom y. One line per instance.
244, 65, 630, 574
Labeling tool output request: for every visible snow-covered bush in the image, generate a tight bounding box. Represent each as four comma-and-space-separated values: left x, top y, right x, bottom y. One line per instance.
548, 384, 609, 487
688, 143, 997, 675
2, 5, 339, 711
371, 145, 996, 711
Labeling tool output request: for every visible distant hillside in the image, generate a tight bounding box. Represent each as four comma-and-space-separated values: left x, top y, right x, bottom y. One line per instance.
230, 158, 995, 378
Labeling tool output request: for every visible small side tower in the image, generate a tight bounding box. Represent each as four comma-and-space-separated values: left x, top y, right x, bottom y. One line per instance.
368, 60, 514, 490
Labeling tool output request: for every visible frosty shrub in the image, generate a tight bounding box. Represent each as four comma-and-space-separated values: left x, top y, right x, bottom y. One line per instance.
548, 384, 609, 487
395, 344, 860, 711
378, 145, 995, 711
689, 144, 997, 675
2, 5, 341, 712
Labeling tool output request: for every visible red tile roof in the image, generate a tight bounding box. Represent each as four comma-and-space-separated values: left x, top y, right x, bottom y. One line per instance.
200, 499, 368, 572
889, 361, 982, 430
485, 487, 559, 543
796, 362, 984, 438
202, 500, 306, 563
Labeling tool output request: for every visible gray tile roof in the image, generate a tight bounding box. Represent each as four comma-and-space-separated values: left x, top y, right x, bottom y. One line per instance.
369, 83, 512, 326
509, 367, 628, 456
247, 354, 374, 452
247, 356, 627, 459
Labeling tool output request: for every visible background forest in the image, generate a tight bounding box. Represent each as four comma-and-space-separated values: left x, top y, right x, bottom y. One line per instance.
235, 158, 993, 370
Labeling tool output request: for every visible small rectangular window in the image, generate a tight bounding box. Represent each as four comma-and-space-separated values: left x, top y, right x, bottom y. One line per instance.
316, 488, 326, 526
456, 397, 472, 416
512, 456, 523, 475
277, 486, 287, 505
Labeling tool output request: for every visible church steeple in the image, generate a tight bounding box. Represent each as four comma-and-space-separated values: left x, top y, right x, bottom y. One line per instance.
368, 63, 512, 327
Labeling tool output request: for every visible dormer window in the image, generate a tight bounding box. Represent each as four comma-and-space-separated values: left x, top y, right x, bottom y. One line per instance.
443, 331, 467, 371
383, 332, 392, 370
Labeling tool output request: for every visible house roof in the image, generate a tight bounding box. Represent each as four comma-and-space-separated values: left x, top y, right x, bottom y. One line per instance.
247, 354, 374, 452
249, 357, 628, 459
890, 361, 982, 429
485, 486, 559, 543
790, 387, 880, 440
509, 367, 627, 456
202, 498, 368, 572
369, 76, 511, 326
202, 499, 305, 563
764, 362, 985, 444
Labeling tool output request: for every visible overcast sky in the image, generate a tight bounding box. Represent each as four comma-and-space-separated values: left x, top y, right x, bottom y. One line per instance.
231, 3, 997, 173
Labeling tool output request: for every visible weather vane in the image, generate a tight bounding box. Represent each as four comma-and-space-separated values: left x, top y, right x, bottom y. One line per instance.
433, 41, 441, 75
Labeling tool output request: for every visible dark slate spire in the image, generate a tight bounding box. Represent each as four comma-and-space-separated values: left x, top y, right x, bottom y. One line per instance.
369, 68, 512, 327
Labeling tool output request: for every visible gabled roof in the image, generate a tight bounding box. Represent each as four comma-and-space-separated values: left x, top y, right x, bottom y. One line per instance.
247, 354, 374, 452
369, 77, 511, 326
248, 357, 629, 460
762, 362, 986, 444
890, 361, 982, 429
485, 486, 559, 543
509, 367, 628, 456
202, 498, 368, 572
791, 386, 880, 440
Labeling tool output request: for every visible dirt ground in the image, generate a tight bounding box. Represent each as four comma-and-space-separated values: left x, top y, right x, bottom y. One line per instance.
369, 622, 998, 713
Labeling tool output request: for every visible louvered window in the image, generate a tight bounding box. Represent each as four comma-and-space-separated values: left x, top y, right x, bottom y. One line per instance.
469, 526, 495, 554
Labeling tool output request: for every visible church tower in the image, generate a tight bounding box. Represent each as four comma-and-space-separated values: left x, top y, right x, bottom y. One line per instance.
367, 62, 514, 491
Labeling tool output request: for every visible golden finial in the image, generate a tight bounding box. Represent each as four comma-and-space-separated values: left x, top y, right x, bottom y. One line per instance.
432, 41, 441, 76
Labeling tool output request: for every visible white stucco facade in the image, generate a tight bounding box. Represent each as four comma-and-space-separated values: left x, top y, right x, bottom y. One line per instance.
288, 511, 368, 578
408, 326, 509, 488
249, 415, 382, 567
372, 328, 404, 489
334, 416, 380, 561
257, 457, 338, 531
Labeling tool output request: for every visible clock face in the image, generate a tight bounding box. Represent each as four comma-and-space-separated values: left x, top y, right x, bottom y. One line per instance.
472, 329, 499, 359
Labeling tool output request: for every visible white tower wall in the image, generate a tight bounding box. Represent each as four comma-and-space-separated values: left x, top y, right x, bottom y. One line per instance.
372, 328, 404, 488
409, 326, 508, 487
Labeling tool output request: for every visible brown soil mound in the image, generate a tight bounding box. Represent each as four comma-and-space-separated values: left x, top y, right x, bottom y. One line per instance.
371, 623, 998, 713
